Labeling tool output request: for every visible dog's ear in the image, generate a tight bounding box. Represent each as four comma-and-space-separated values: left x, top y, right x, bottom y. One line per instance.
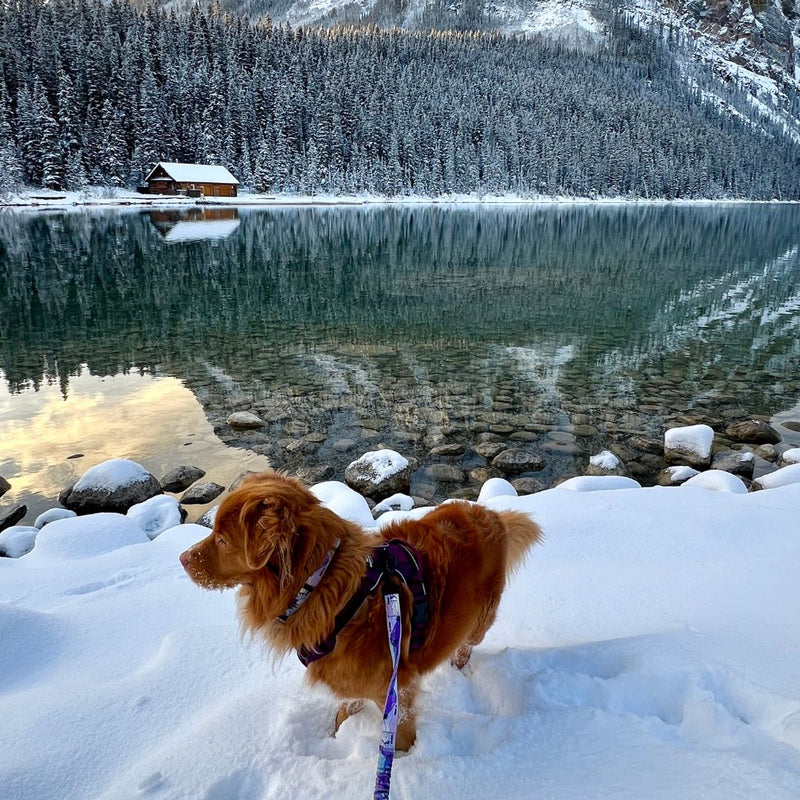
242, 496, 296, 587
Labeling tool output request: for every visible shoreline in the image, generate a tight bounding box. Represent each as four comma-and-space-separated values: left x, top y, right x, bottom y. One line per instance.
2, 189, 800, 211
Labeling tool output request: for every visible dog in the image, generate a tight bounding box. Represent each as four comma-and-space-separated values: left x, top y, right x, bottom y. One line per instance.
180, 471, 542, 750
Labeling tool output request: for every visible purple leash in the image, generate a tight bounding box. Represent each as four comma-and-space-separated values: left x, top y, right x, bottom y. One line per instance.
374, 591, 402, 800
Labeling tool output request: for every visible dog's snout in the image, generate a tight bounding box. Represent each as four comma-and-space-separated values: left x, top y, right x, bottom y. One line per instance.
179, 550, 191, 569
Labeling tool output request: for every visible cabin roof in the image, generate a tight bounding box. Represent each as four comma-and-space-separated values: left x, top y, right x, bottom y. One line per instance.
144, 162, 240, 185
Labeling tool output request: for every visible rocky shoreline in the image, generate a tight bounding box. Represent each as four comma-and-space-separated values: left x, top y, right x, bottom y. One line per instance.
2, 412, 800, 556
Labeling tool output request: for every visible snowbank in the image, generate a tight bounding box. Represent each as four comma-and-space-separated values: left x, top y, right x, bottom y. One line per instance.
1, 481, 799, 799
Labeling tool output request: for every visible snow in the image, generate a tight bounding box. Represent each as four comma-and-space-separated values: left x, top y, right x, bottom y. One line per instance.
72, 458, 154, 491
680, 469, 748, 494
372, 493, 415, 515
28, 512, 149, 561
1, 480, 800, 799
555, 475, 641, 491
753, 463, 800, 490
33, 507, 77, 529
477, 476, 518, 502
126, 495, 184, 540
347, 448, 410, 483
311, 480, 376, 528
663, 465, 701, 484
664, 424, 714, 459
589, 449, 620, 470
145, 162, 240, 185
0, 525, 38, 557
781, 447, 800, 465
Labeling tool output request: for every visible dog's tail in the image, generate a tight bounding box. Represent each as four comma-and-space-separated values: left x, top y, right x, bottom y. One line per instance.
499, 510, 543, 575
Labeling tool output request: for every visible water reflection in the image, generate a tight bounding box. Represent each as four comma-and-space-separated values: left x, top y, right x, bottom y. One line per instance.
0, 367, 270, 521
1, 204, 799, 495
148, 208, 241, 243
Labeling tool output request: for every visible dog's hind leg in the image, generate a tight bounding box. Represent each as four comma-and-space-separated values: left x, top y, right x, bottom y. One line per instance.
451, 588, 502, 670
332, 699, 365, 737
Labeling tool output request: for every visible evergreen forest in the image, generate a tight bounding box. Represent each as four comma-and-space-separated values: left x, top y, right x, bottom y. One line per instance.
1, 0, 799, 198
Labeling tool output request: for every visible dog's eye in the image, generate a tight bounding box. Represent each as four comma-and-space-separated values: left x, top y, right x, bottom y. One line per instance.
216, 535, 229, 548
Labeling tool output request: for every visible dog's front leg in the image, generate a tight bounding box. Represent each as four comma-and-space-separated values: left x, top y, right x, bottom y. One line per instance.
332, 699, 366, 736
395, 675, 420, 752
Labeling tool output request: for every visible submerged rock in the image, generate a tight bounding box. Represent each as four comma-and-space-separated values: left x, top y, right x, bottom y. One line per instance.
725, 419, 781, 445
491, 448, 545, 474
227, 411, 266, 430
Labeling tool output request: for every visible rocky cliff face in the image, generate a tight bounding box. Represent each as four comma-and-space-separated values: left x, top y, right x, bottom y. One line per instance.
667, 0, 799, 80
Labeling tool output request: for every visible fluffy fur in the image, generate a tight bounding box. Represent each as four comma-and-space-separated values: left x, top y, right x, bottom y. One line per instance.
180, 471, 542, 750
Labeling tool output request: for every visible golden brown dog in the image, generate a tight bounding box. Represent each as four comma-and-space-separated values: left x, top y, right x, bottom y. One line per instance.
180, 471, 542, 750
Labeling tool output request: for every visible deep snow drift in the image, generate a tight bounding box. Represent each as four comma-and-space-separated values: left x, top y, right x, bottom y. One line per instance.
1, 478, 799, 800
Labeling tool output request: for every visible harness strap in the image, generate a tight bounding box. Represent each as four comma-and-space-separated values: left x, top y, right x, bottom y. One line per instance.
297, 539, 428, 667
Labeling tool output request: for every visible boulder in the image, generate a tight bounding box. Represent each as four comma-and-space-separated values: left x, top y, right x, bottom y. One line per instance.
711, 450, 755, 480
511, 477, 545, 495
344, 449, 413, 500
586, 450, 626, 476
491, 448, 545, 474
0, 503, 27, 532
725, 420, 781, 445
779, 448, 800, 468
196, 505, 219, 529
60, 459, 162, 515
226, 411, 265, 430
160, 466, 206, 493
751, 463, 800, 491
656, 466, 700, 486
0, 476, 10, 499
664, 424, 714, 469
180, 482, 225, 504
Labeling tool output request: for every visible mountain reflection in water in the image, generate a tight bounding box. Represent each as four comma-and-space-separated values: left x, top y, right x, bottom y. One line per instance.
1, 203, 799, 495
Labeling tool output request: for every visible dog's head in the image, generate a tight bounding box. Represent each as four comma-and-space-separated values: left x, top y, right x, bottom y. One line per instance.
179, 471, 321, 592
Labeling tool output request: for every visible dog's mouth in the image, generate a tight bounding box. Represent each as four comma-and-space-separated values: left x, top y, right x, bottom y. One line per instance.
180, 548, 238, 590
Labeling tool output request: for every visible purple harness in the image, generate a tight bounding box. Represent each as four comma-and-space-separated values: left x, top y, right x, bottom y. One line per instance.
296, 539, 429, 667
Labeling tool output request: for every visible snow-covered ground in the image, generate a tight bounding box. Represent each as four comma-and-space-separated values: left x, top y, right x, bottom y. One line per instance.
2, 187, 799, 210
2, 477, 799, 799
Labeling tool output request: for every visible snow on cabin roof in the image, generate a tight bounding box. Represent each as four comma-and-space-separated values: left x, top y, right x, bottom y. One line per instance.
145, 162, 240, 185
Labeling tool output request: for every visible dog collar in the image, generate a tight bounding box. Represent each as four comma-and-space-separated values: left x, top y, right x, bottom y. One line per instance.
277, 540, 340, 623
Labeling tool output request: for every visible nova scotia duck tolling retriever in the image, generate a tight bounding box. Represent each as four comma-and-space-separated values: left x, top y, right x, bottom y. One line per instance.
180, 471, 542, 751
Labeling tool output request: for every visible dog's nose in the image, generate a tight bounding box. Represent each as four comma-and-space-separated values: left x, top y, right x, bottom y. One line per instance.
179, 550, 190, 568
